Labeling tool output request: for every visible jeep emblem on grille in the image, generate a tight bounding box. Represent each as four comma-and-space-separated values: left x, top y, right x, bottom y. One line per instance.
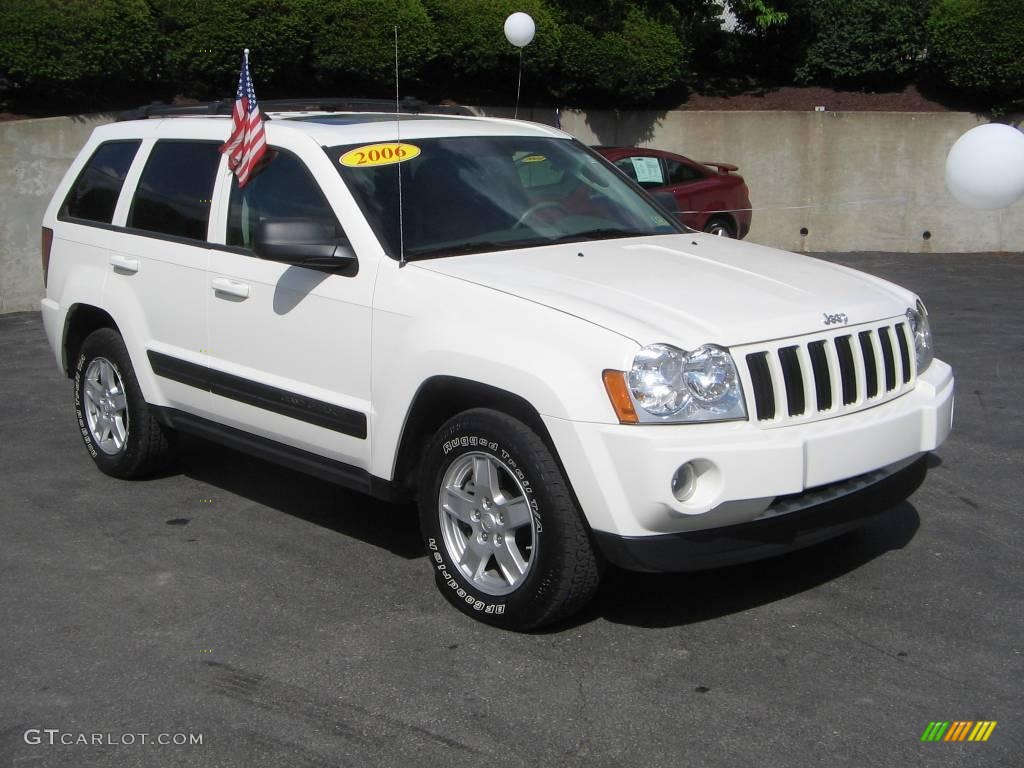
823, 312, 849, 326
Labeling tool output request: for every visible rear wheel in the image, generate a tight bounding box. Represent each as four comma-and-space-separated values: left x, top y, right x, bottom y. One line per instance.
418, 409, 601, 630
703, 216, 736, 238
73, 328, 173, 478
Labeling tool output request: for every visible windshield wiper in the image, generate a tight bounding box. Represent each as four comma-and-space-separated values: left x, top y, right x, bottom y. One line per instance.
542, 228, 653, 245
407, 240, 511, 260
406, 228, 658, 260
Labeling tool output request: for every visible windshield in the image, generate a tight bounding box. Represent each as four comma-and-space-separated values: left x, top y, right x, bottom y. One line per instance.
330, 135, 681, 260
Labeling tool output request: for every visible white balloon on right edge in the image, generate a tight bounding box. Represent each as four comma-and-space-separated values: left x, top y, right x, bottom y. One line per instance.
945, 123, 1024, 210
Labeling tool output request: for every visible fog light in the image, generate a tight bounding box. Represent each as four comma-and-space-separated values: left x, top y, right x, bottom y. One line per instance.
671, 462, 698, 502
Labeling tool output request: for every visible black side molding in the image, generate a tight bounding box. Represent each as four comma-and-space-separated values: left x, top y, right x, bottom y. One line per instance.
147, 350, 367, 439
152, 407, 406, 503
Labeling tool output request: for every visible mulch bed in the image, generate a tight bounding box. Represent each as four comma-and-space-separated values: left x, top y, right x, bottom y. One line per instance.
682, 84, 954, 112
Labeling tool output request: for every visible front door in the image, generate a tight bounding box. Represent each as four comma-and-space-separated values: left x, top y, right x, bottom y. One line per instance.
204, 143, 375, 470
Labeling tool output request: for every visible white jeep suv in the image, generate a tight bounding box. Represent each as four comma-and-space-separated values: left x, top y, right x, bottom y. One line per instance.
40, 102, 954, 630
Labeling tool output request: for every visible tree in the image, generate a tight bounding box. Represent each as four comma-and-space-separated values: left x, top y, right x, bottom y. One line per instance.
419, 0, 562, 103
153, 0, 309, 100
927, 0, 1024, 108
796, 0, 931, 88
302, 0, 439, 94
557, 6, 689, 105
0, 0, 156, 106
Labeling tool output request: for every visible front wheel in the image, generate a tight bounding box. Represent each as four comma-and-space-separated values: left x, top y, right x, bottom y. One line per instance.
73, 328, 173, 478
418, 409, 601, 630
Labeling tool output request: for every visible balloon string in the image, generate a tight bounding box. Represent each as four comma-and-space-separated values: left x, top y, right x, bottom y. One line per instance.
668, 195, 909, 216
514, 49, 522, 120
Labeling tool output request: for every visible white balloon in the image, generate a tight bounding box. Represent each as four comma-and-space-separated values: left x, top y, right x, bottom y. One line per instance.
945, 123, 1024, 210
504, 12, 536, 48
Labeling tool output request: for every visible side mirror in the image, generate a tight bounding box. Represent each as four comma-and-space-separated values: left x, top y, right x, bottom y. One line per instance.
253, 219, 356, 269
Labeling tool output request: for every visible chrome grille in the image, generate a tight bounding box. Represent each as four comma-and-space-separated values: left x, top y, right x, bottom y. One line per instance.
740, 320, 915, 426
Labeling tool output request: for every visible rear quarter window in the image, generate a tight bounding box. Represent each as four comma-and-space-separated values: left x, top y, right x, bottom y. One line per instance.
60, 141, 141, 224
128, 141, 222, 241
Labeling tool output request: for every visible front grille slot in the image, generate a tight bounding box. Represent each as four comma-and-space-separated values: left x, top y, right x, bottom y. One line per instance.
895, 322, 912, 383
807, 340, 832, 411
746, 351, 775, 421
858, 331, 879, 398
878, 327, 897, 391
742, 318, 915, 427
834, 335, 857, 405
777, 346, 805, 416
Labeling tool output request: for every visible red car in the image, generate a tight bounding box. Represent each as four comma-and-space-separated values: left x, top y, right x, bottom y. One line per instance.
595, 146, 752, 239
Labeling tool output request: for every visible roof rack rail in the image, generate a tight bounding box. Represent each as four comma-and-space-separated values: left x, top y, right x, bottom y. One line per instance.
117, 97, 473, 122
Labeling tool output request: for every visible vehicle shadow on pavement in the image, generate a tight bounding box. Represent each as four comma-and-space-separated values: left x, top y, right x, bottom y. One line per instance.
175, 435, 424, 560
573, 502, 921, 630
170, 433, 922, 628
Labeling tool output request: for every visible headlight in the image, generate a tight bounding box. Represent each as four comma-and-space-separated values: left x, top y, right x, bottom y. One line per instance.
906, 300, 933, 374
624, 343, 746, 423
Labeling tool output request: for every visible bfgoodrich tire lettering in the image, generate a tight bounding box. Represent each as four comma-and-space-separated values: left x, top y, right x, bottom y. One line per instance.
418, 409, 601, 630
73, 328, 173, 478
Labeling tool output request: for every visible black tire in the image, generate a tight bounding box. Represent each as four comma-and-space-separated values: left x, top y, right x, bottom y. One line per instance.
703, 216, 736, 238
73, 328, 173, 478
418, 409, 601, 631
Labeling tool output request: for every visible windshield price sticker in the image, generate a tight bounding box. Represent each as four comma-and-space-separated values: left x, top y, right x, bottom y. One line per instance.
340, 143, 421, 168
631, 156, 664, 184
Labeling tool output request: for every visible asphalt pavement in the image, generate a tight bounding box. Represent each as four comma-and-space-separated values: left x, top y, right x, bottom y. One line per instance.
1, 252, 1021, 767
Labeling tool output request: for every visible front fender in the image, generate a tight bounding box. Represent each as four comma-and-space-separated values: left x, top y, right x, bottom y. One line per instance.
369, 260, 638, 479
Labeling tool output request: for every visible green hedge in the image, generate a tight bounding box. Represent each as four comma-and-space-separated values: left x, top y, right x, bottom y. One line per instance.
0, 0, 157, 102
796, 0, 931, 87
155, 0, 309, 98
303, 0, 440, 92
558, 7, 688, 106
1, 0, 1018, 112
927, 0, 1024, 108
0, 0, 689, 110
420, 0, 562, 102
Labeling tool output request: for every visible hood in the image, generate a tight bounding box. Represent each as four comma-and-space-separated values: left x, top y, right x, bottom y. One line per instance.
411, 234, 916, 349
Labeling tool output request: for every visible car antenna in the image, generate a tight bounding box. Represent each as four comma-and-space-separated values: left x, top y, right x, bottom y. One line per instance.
395, 25, 407, 269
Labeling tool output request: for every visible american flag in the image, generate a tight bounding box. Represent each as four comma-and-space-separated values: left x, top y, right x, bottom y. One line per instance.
219, 51, 267, 187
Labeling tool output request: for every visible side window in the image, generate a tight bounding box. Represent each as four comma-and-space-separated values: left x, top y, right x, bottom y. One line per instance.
60, 141, 141, 224
128, 141, 221, 241
227, 150, 341, 249
618, 156, 664, 188
613, 157, 639, 182
665, 158, 704, 185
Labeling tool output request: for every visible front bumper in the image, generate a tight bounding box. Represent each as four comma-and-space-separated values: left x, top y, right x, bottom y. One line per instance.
594, 455, 926, 572
542, 358, 953, 559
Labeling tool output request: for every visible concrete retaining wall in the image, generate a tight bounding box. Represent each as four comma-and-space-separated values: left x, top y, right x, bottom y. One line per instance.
1, 114, 114, 313
1, 109, 1021, 313
495, 106, 1024, 255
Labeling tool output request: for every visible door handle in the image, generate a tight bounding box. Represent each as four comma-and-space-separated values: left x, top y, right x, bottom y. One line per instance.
211, 277, 250, 299
109, 254, 139, 273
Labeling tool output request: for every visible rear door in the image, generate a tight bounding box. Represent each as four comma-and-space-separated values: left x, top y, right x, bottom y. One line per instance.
204, 135, 376, 469
105, 139, 220, 415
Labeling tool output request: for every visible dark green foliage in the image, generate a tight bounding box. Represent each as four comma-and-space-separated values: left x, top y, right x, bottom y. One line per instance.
558, 7, 688, 105
694, 0, 812, 86
420, 0, 562, 102
796, 0, 931, 87
302, 0, 439, 93
0, 0, 1015, 113
0, 0, 157, 105
155, 0, 309, 99
927, 0, 1024, 108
